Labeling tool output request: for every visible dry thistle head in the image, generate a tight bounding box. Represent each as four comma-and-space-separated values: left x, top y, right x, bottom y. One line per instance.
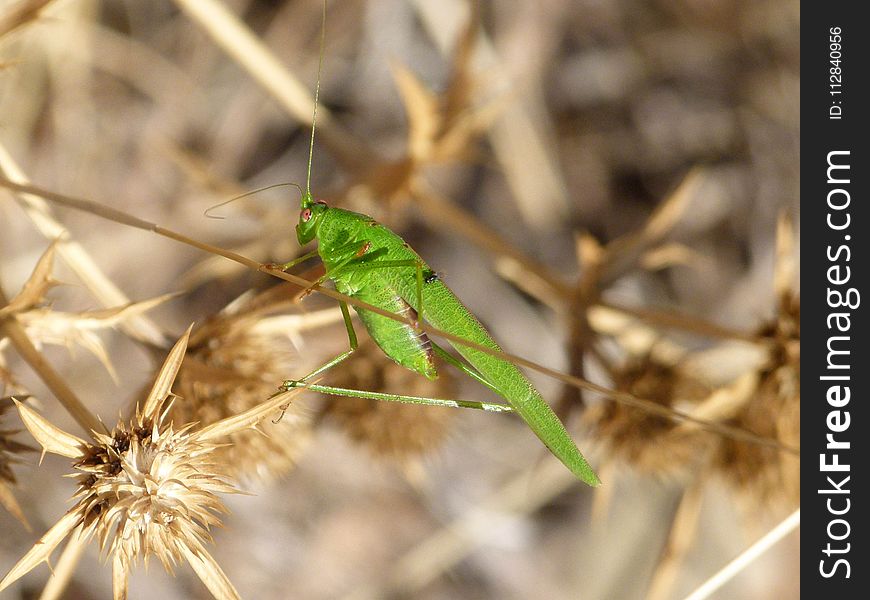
168, 293, 323, 484
714, 215, 800, 513
319, 340, 456, 472
715, 294, 800, 513
585, 355, 712, 476
0, 329, 251, 600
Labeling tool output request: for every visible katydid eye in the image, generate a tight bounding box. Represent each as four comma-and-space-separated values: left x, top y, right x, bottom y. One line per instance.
301, 208, 312, 222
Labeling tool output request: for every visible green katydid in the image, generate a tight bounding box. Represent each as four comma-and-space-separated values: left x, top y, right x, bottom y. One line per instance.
274, 6, 600, 487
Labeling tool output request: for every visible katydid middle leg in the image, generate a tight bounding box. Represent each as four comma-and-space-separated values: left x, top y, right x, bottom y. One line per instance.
290, 381, 512, 412
430, 342, 506, 398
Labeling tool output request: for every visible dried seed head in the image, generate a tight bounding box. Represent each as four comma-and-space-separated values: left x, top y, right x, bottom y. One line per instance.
320, 341, 456, 467
169, 306, 316, 484
586, 355, 712, 476
1, 330, 243, 600
715, 294, 800, 512
75, 415, 235, 571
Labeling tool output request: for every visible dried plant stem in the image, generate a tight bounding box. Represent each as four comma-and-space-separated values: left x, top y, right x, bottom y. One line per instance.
0, 0, 54, 38
0, 177, 799, 456
171, 0, 365, 169
0, 143, 167, 347
646, 480, 706, 600
681, 509, 800, 600
598, 301, 761, 344
413, 180, 571, 298
411, 0, 571, 229
597, 169, 707, 287
38, 533, 88, 600
0, 287, 104, 435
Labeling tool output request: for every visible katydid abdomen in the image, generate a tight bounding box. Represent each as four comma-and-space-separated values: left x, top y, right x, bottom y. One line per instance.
313, 206, 600, 486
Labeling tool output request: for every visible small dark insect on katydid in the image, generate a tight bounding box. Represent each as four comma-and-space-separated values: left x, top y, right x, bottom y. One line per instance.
277, 3, 599, 486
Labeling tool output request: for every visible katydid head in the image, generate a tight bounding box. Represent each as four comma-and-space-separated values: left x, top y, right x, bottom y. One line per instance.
296, 196, 328, 244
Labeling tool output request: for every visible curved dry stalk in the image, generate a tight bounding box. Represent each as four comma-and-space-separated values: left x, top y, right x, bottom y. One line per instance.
597, 301, 762, 345
0, 177, 799, 456
0, 142, 167, 347
0, 0, 54, 39
681, 509, 800, 600
646, 480, 706, 600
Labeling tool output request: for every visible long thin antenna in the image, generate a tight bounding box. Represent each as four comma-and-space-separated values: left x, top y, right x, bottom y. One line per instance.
305, 0, 327, 199
204, 182, 303, 219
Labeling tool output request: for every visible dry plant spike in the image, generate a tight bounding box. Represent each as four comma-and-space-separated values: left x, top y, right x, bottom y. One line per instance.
0, 285, 104, 435
14, 293, 176, 381
576, 230, 604, 272
600, 168, 707, 285
640, 168, 706, 244
0, 478, 29, 527
180, 545, 241, 600
14, 398, 86, 459
675, 372, 759, 431
195, 389, 298, 443
640, 242, 711, 272
0, 510, 84, 590
0, 240, 60, 318
38, 532, 88, 600
111, 553, 127, 600
141, 324, 193, 418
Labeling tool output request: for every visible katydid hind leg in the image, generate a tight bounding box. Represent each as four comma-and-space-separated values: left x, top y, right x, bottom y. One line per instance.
430, 341, 504, 397
294, 382, 512, 412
